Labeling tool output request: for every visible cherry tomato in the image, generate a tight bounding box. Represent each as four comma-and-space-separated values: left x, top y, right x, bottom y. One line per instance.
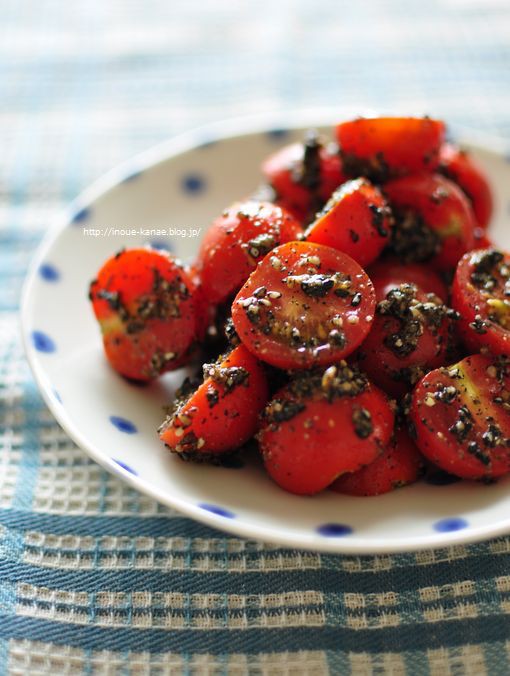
384, 173, 476, 270
452, 249, 510, 355
330, 428, 423, 496
367, 258, 448, 302
261, 132, 347, 223
336, 117, 445, 180
304, 178, 392, 268
89, 248, 198, 381
439, 143, 493, 230
195, 201, 302, 306
356, 284, 459, 397
231, 241, 376, 370
411, 354, 510, 479
258, 363, 394, 494
159, 344, 268, 457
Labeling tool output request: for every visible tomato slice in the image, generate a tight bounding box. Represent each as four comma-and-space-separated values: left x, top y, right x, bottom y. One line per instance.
439, 143, 493, 230
336, 117, 445, 180
356, 284, 459, 397
262, 132, 347, 223
159, 344, 268, 457
452, 249, 510, 355
195, 201, 302, 306
89, 248, 198, 381
258, 363, 394, 494
330, 427, 424, 496
305, 178, 392, 268
411, 354, 510, 479
367, 257, 448, 302
231, 241, 376, 369
384, 173, 476, 270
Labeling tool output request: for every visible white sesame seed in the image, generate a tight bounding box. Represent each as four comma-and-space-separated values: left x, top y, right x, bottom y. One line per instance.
424, 394, 436, 407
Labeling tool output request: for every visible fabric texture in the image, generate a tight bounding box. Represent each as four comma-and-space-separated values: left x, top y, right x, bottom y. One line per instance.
2, 0, 510, 673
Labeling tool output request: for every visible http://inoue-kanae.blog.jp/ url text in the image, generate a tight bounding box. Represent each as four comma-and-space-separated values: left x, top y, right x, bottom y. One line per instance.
83, 227, 202, 238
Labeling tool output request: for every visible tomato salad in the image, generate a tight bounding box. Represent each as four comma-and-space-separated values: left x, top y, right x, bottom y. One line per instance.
90, 115, 509, 497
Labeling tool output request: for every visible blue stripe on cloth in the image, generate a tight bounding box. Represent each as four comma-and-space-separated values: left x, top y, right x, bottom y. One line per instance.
1, 554, 510, 595
12, 383, 42, 511
1, 614, 510, 653
0, 510, 218, 537
0, 639, 8, 675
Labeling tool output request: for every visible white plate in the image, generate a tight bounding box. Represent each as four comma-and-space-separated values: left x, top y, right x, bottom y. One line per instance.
20, 112, 510, 553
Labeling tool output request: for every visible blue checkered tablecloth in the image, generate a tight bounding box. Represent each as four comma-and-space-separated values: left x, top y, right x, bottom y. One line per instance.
2, 0, 510, 673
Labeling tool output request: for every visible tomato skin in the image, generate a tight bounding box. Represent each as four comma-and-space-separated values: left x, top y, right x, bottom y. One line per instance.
305, 178, 392, 268
452, 249, 510, 355
367, 258, 448, 302
196, 201, 302, 306
356, 284, 457, 398
258, 364, 394, 495
411, 354, 510, 479
159, 344, 268, 456
262, 136, 347, 223
384, 173, 476, 270
336, 117, 445, 180
89, 248, 198, 381
439, 143, 493, 230
330, 428, 424, 496
473, 227, 493, 250
231, 241, 376, 370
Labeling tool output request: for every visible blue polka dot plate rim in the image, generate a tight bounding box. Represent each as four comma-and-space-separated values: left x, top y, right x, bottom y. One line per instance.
19, 110, 510, 553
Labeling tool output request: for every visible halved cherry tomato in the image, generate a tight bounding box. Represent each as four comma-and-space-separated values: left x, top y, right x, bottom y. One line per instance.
89, 248, 198, 381
356, 284, 458, 397
411, 354, 510, 479
258, 363, 394, 494
196, 201, 302, 306
336, 117, 445, 180
159, 344, 268, 457
452, 249, 510, 355
439, 143, 493, 230
261, 132, 347, 223
231, 241, 376, 370
305, 178, 393, 268
330, 428, 423, 496
384, 173, 476, 270
367, 258, 448, 302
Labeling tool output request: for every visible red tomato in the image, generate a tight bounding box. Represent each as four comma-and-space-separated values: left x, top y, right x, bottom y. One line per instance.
384, 173, 476, 270
367, 258, 448, 302
261, 133, 347, 223
439, 143, 493, 230
305, 178, 393, 268
473, 227, 493, 250
330, 428, 424, 496
159, 344, 268, 457
356, 284, 459, 397
411, 354, 510, 479
452, 249, 510, 355
231, 241, 376, 370
258, 363, 394, 494
89, 248, 198, 381
196, 201, 302, 306
336, 117, 445, 180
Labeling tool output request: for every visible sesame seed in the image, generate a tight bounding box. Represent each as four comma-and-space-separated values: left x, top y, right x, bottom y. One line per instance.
424, 394, 436, 407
